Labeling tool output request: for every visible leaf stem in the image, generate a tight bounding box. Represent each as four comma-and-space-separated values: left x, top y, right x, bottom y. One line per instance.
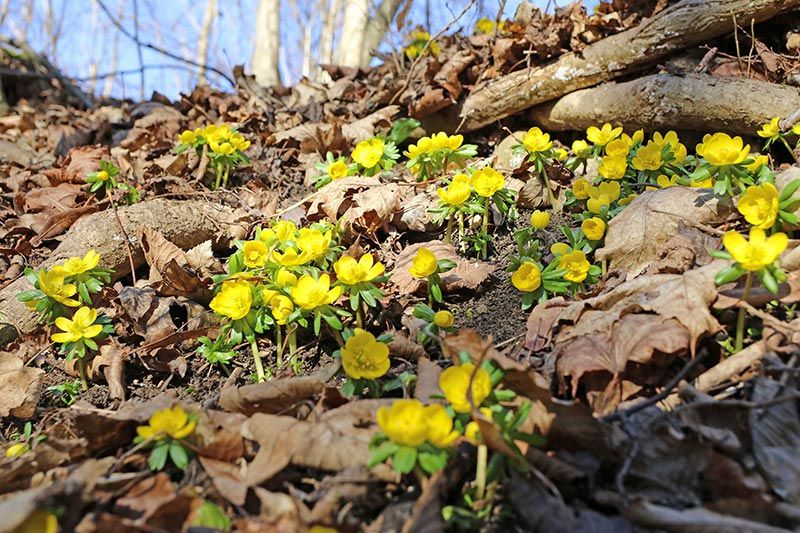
475, 444, 488, 501
250, 337, 266, 382
735, 272, 754, 352
482, 196, 490, 259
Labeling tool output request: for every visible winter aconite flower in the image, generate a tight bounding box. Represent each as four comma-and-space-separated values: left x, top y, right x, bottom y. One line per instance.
333, 254, 385, 285
439, 363, 492, 413
511, 262, 542, 292
529, 210, 550, 229
5, 442, 29, 458
605, 139, 629, 157
11, 511, 57, 533
341, 328, 390, 380
696, 133, 750, 167
586, 181, 620, 214
409, 247, 438, 278
572, 139, 591, 158
291, 274, 342, 310
38, 269, 80, 307
376, 399, 429, 447
242, 240, 269, 268
558, 250, 591, 283
657, 174, 677, 188
275, 268, 298, 288
53, 249, 101, 277
433, 310, 454, 328
572, 178, 591, 199
723, 228, 788, 272
738, 183, 780, 229
328, 160, 349, 180
586, 123, 622, 146
598, 155, 627, 180
652, 131, 687, 162
757, 117, 781, 140
210, 279, 253, 320
424, 404, 459, 448
297, 228, 332, 261
631, 142, 663, 171
269, 294, 294, 325
352, 138, 385, 170
747, 155, 770, 173
581, 217, 606, 241
521, 127, 553, 153
470, 167, 505, 197
437, 174, 471, 206
136, 406, 196, 441
51, 306, 103, 344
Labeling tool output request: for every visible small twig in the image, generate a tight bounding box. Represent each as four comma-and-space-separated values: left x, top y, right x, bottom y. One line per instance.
779, 108, 800, 131
695, 47, 718, 73
111, 200, 138, 285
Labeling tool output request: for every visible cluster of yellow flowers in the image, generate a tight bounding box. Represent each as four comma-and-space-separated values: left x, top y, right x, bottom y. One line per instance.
404, 29, 442, 59
474, 17, 507, 35
135, 405, 197, 470
176, 123, 251, 189
406, 132, 477, 182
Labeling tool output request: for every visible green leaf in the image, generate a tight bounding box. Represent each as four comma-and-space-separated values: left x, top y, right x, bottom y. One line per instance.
313, 312, 322, 335
169, 440, 190, 470
149, 442, 170, 471
431, 283, 443, 303
192, 501, 231, 531
715, 265, 744, 286
322, 312, 342, 330
418, 451, 447, 474
392, 446, 418, 474
386, 118, 421, 145
361, 289, 377, 307
340, 378, 356, 398
368, 440, 399, 467
780, 179, 800, 201
760, 268, 779, 295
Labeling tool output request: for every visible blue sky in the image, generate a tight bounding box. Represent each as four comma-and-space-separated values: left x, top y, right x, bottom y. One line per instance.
1, 0, 598, 100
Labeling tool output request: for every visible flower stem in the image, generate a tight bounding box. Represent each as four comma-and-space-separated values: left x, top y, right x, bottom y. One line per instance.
735, 272, 754, 352
250, 338, 266, 382
444, 215, 455, 243
475, 444, 488, 501
221, 164, 231, 189
482, 196, 490, 259
77, 357, 89, 391
541, 169, 558, 212
288, 326, 297, 357
357, 301, 365, 328
214, 163, 222, 190
327, 324, 345, 348
780, 137, 800, 164
275, 326, 284, 368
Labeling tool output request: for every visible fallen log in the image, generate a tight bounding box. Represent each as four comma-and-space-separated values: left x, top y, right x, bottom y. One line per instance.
452, 0, 800, 132
0, 199, 248, 347
529, 73, 800, 135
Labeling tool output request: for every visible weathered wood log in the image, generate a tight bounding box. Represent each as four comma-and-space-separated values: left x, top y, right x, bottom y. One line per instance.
453, 0, 800, 132
0, 199, 248, 347
529, 73, 800, 135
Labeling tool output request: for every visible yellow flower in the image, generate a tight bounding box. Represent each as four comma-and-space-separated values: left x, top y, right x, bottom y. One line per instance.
464, 407, 493, 444
96, 170, 110, 181
51, 306, 103, 344
470, 167, 505, 197
656, 174, 676, 188
210, 279, 253, 320
723, 227, 788, 271
424, 404, 459, 448
291, 274, 342, 310
269, 294, 294, 325
598, 155, 627, 180
136, 406, 196, 441
273, 220, 297, 242
408, 247, 438, 278
554, 147, 568, 161
746, 155, 769, 173
429, 131, 463, 151
738, 183, 780, 229
652, 131, 687, 162
581, 217, 606, 241
474, 17, 496, 34
558, 250, 591, 283
297, 228, 332, 261
439, 363, 492, 413
571, 139, 591, 158
572, 178, 591, 199
550, 242, 571, 256
511, 262, 541, 292
328, 160, 349, 180
5, 442, 30, 458
691, 177, 714, 188
333, 253, 385, 285
605, 139, 629, 157
352, 138, 385, 169
618, 193, 638, 205
793, 124, 800, 136
586, 123, 622, 146
631, 142, 663, 171
433, 310, 454, 328
53, 249, 101, 277
341, 328, 390, 380
586, 181, 620, 214
437, 174, 471, 206
621, 129, 644, 148
273, 247, 311, 267
376, 399, 429, 447
758, 117, 781, 139
529, 210, 550, 229
521, 127, 553, 153
275, 268, 298, 288
38, 269, 80, 307
696, 133, 750, 167
12, 511, 58, 533
179, 130, 196, 144
242, 240, 269, 268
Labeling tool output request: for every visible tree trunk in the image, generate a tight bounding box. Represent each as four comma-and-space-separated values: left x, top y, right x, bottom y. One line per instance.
319, 0, 341, 67
197, 0, 217, 85
337, 0, 370, 67
453, 0, 800, 132
529, 73, 800, 136
251, 0, 281, 87
360, 0, 407, 66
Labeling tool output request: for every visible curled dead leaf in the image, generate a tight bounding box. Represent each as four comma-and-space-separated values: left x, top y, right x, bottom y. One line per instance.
0, 351, 44, 419
390, 240, 495, 296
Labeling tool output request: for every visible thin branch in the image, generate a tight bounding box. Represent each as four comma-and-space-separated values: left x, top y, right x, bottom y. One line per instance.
96, 0, 235, 87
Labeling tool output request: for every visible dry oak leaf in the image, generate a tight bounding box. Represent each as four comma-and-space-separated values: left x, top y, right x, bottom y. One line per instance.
306, 176, 405, 233
268, 105, 399, 147
0, 352, 44, 418
241, 399, 393, 486
390, 240, 496, 296
595, 187, 734, 278
43, 144, 109, 185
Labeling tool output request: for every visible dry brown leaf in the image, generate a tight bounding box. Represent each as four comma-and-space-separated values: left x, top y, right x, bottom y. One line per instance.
306, 176, 405, 233
0, 352, 44, 418
269, 106, 399, 147
390, 240, 495, 296
415, 357, 443, 403
595, 187, 734, 278
43, 144, 109, 184
92, 340, 127, 400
